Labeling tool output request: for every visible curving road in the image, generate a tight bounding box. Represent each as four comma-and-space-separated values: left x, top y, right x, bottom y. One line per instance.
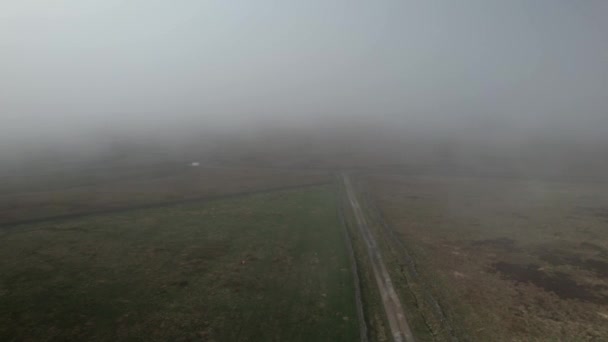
342, 174, 415, 342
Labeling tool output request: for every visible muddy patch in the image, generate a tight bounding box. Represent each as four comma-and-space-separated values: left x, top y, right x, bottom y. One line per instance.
538, 250, 608, 279
184, 241, 231, 260
47, 224, 89, 232
491, 262, 608, 304
169, 280, 189, 287
471, 238, 519, 252
580, 242, 608, 258
579, 207, 608, 222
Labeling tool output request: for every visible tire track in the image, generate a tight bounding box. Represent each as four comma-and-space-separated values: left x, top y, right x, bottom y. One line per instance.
337, 178, 369, 342
342, 174, 415, 342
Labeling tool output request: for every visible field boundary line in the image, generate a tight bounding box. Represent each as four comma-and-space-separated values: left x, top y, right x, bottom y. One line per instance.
0, 181, 330, 229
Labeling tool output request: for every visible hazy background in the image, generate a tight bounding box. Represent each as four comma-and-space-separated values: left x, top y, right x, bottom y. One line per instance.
1, 0, 607, 170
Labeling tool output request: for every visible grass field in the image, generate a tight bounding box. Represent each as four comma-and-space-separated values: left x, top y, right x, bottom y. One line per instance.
365, 173, 608, 341
0, 164, 330, 226
0, 185, 359, 341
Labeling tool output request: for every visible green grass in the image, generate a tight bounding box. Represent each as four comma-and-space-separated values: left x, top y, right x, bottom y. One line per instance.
0, 165, 330, 226
0, 185, 358, 341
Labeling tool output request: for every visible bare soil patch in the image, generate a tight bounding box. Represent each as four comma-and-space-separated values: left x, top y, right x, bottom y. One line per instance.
491, 262, 608, 304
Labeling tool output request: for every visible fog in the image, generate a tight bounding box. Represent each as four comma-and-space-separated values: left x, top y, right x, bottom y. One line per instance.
1, 1, 608, 171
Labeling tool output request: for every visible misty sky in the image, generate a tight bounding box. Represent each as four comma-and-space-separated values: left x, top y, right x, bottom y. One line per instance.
1, 0, 607, 149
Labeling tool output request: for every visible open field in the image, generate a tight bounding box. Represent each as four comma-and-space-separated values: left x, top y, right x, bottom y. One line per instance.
364, 173, 608, 341
3, 0, 608, 340
4, 140, 608, 341
0, 163, 330, 226
0, 185, 359, 341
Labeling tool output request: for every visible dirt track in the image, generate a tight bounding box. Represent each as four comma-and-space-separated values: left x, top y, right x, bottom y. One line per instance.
342, 174, 415, 342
